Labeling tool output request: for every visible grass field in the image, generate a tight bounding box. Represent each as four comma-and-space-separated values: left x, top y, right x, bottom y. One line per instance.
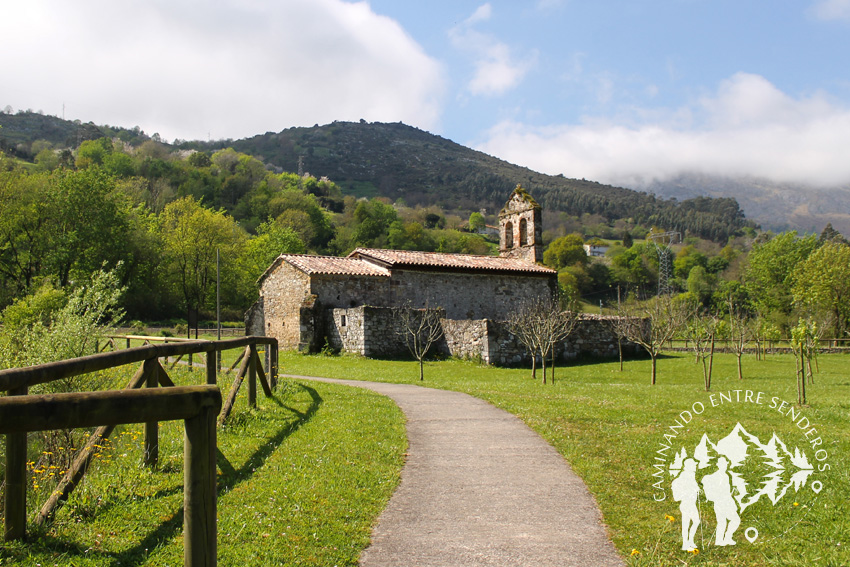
0, 369, 406, 566
280, 350, 850, 566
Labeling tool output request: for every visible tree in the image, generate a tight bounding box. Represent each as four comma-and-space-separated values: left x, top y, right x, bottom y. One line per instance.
160, 197, 246, 336
722, 290, 754, 381
616, 294, 687, 385
468, 211, 486, 232
792, 241, 850, 337
543, 234, 587, 270
74, 138, 113, 169
790, 319, 818, 405
744, 231, 817, 318
395, 303, 444, 381
683, 303, 719, 391
47, 167, 132, 287
506, 295, 578, 384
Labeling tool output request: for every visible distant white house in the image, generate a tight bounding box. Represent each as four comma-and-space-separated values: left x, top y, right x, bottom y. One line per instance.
478, 224, 500, 237
583, 244, 609, 257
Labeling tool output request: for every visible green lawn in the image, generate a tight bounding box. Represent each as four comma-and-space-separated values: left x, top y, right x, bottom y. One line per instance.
280, 351, 850, 566
0, 370, 406, 566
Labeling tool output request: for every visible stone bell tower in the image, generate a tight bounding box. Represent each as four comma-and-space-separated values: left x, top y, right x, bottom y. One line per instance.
499, 184, 542, 263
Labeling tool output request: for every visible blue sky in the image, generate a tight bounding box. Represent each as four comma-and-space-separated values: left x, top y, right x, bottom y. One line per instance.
2, 0, 850, 188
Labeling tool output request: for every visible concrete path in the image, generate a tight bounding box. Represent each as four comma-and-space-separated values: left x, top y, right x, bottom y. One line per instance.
288, 375, 624, 567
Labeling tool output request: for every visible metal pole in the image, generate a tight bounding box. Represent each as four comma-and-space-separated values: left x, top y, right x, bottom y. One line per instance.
216, 248, 221, 342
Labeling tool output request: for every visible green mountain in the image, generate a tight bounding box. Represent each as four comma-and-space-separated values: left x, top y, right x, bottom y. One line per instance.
191, 121, 754, 242
0, 111, 755, 242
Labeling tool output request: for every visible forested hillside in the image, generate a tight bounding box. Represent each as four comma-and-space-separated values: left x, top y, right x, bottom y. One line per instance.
191, 121, 756, 243
1, 112, 756, 243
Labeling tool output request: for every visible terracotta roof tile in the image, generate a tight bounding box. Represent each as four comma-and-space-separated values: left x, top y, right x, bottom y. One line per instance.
349, 248, 556, 275
267, 254, 390, 278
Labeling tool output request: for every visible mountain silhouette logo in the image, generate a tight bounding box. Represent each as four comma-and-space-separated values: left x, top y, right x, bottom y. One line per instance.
667, 422, 821, 552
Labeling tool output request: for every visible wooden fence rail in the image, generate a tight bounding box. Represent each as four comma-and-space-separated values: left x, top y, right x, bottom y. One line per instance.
1, 335, 278, 557
0, 386, 221, 566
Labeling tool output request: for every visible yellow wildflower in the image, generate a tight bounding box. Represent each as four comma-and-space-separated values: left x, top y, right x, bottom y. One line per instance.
631, 548, 640, 556
665, 514, 676, 523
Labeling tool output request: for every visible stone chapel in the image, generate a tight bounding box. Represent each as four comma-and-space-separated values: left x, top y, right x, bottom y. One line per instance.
247, 185, 631, 363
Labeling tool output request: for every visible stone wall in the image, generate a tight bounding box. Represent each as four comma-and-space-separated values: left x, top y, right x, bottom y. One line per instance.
310, 274, 390, 311
326, 306, 410, 357
244, 298, 264, 336
324, 308, 644, 365
440, 319, 491, 361
258, 262, 315, 350
388, 269, 556, 320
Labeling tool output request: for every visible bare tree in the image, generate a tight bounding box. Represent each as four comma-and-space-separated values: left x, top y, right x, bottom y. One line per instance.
616, 294, 687, 385
395, 303, 444, 381
506, 295, 578, 384
725, 295, 754, 381
684, 307, 719, 391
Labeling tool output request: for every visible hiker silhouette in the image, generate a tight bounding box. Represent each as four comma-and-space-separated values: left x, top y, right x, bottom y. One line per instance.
701, 457, 740, 546
671, 458, 700, 551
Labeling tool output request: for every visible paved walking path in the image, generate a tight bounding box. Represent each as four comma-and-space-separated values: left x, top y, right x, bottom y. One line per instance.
287, 375, 624, 567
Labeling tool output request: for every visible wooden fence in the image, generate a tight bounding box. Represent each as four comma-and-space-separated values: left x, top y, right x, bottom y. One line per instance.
0, 386, 220, 566
0, 335, 278, 566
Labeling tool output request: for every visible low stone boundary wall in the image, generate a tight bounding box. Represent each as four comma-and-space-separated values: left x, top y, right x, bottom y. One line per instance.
323, 307, 643, 365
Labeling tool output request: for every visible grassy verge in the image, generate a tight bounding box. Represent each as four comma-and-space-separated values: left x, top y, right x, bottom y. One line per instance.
0, 369, 406, 566
280, 351, 850, 566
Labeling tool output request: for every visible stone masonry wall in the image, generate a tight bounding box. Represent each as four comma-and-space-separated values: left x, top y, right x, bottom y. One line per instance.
310, 274, 390, 311
259, 262, 313, 350
388, 270, 556, 320
324, 307, 643, 365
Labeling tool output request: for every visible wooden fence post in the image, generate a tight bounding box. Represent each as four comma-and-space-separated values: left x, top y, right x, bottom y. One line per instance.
144, 359, 159, 468
205, 350, 217, 385
184, 405, 217, 567
248, 345, 257, 408
3, 385, 28, 541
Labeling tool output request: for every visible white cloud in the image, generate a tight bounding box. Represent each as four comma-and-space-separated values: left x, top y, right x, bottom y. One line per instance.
0, 0, 445, 142
811, 0, 850, 20
475, 73, 850, 188
466, 3, 493, 24
450, 6, 536, 97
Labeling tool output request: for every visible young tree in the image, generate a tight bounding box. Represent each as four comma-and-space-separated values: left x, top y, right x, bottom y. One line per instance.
506, 295, 578, 385
684, 307, 719, 391
790, 319, 816, 405
395, 303, 444, 381
725, 295, 754, 381
616, 294, 687, 385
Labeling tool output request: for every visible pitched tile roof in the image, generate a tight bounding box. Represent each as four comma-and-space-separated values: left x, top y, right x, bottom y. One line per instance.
258, 254, 390, 284
349, 248, 556, 275
279, 254, 391, 276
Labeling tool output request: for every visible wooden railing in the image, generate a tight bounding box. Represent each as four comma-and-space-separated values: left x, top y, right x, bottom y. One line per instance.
0, 386, 221, 566
0, 335, 278, 565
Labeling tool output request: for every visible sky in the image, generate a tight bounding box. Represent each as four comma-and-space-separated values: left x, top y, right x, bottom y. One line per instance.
2, 0, 850, 189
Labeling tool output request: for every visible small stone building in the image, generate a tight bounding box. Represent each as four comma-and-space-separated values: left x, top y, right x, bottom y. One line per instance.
247, 185, 639, 363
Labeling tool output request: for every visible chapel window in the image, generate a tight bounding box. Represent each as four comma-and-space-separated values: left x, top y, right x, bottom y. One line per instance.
505, 221, 514, 248
519, 218, 528, 246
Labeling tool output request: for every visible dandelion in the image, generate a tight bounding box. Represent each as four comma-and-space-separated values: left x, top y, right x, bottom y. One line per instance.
793, 502, 799, 507
688, 548, 699, 555
630, 548, 640, 556
665, 514, 675, 523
